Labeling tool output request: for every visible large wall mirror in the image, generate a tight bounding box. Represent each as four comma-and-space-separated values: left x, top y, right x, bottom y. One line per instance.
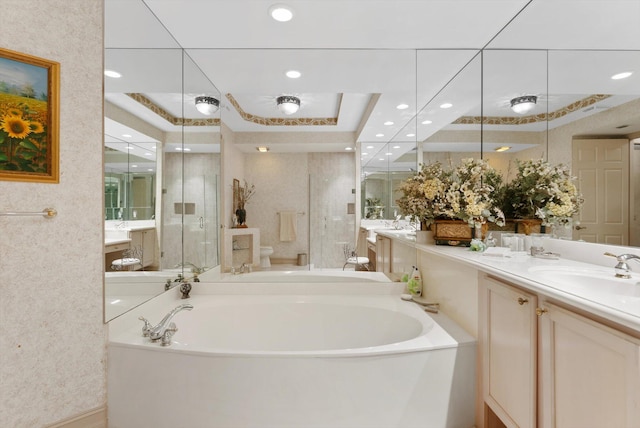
104, 0, 640, 323
104, 44, 221, 321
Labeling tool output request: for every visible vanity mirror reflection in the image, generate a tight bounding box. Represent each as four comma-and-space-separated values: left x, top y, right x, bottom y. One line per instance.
104, 46, 221, 321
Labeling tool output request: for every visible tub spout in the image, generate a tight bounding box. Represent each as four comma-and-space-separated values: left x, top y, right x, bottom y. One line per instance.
148, 304, 194, 341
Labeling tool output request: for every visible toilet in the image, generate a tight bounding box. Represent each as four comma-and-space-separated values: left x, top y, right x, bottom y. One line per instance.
259, 246, 274, 268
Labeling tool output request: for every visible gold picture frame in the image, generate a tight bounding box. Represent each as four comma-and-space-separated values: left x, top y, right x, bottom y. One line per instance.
0, 48, 60, 183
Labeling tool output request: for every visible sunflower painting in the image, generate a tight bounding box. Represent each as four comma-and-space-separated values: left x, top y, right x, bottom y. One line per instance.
0, 48, 59, 183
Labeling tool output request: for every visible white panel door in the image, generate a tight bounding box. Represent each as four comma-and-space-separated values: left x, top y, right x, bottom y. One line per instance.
572, 138, 629, 245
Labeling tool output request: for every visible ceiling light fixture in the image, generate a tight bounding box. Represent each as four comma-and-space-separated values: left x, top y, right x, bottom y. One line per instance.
495, 146, 512, 152
285, 70, 301, 79
195, 96, 219, 115
611, 71, 633, 80
510, 95, 537, 114
104, 70, 121, 78
421, 120, 432, 125
440, 102, 453, 109
276, 95, 300, 115
269, 4, 294, 22
376, 133, 384, 137
256, 146, 270, 152
396, 103, 409, 110
345, 147, 353, 151
384, 121, 394, 126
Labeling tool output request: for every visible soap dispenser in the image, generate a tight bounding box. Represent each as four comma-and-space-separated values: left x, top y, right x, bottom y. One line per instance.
407, 266, 422, 297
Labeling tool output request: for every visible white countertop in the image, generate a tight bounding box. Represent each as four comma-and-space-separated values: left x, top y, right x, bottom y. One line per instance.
374, 229, 417, 246
417, 243, 640, 333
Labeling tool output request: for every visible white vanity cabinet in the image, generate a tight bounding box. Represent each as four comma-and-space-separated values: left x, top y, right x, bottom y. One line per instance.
481, 275, 538, 428
375, 234, 391, 273
480, 274, 640, 428
129, 228, 156, 269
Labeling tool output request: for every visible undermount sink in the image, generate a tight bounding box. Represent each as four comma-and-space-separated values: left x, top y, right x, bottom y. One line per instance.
528, 265, 640, 298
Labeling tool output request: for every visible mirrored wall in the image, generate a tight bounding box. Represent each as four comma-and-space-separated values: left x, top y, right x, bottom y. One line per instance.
104, 47, 221, 321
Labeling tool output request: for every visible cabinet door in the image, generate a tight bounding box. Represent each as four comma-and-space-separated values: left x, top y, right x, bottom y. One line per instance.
481, 276, 538, 428
539, 303, 640, 428
375, 236, 391, 273
141, 229, 156, 268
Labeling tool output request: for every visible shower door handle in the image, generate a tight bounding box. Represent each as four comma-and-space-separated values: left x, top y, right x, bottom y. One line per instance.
199, 217, 204, 229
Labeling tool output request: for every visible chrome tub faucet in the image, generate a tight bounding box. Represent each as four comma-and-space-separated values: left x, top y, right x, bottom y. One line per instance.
139, 304, 193, 346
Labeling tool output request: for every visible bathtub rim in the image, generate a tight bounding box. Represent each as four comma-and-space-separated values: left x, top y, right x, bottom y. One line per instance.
109, 283, 475, 358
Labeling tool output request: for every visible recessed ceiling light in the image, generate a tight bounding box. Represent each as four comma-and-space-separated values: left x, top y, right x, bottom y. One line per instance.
421, 120, 432, 125
184, 148, 191, 152
104, 70, 122, 78
393, 145, 400, 149
385, 152, 393, 156
384, 121, 394, 126
269, 4, 294, 22
362, 152, 368, 156
152, 145, 157, 149
495, 146, 511, 152
366, 145, 374, 149
376, 133, 384, 137
406, 133, 415, 137
122, 134, 132, 138
144, 152, 152, 156
440, 103, 453, 109
611, 71, 633, 80
147, 169, 153, 172
396, 103, 409, 110
285, 70, 301, 79
131, 164, 138, 168
345, 147, 353, 151
126, 146, 134, 150
256, 146, 270, 152
379, 158, 385, 161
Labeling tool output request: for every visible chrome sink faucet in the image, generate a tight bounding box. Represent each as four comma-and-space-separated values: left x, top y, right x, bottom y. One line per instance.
604, 252, 640, 278
139, 304, 193, 346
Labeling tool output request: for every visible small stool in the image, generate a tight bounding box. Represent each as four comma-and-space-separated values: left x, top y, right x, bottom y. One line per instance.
111, 257, 141, 271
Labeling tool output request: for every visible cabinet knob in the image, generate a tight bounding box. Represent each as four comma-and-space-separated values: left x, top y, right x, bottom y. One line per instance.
517, 297, 528, 305
536, 307, 548, 316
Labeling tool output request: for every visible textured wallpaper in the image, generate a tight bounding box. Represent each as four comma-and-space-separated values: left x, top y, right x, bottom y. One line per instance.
0, 0, 107, 426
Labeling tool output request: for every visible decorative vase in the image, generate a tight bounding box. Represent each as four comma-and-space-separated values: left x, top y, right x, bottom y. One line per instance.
514, 218, 545, 235
433, 219, 472, 246
235, 208, 247, 228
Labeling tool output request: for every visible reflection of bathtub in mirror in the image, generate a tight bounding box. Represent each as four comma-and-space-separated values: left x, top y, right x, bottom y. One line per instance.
105, 271, 179, 320
197, 269, 391, 283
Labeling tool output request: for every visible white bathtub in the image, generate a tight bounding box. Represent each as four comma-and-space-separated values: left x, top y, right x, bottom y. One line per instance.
108, 284, 476, 428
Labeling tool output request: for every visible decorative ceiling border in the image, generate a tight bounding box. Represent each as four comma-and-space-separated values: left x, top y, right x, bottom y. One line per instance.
453, 94, 612, 125
225, 93, 338, 126
126, 93, 220, 127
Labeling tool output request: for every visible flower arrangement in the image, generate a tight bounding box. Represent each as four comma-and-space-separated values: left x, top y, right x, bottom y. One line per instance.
396, 159, 505, 228
237, 180, 255, 209
441, 158, 505, 228
503, 159, 583, 226
396, 162, 447, 228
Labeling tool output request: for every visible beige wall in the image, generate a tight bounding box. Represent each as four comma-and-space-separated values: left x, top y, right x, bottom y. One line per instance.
0, 0, 106, 426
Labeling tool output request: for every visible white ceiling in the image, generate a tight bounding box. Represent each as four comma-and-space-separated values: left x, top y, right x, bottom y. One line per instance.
104, 0, 640, 168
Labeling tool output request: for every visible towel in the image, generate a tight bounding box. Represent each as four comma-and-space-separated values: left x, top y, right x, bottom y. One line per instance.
279, 211, 297, 242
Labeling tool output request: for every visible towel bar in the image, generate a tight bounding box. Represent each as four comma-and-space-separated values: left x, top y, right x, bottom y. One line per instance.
0, 208, 57, 218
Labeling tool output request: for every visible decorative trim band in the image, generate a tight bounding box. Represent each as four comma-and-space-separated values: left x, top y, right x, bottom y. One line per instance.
453, 94, 612, 125
225, 93, 338, 126
126, 93, 220, 127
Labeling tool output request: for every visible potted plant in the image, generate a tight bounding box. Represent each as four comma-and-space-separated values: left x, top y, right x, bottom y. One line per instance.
503, 159, 583, 234
235, 180, 255, 227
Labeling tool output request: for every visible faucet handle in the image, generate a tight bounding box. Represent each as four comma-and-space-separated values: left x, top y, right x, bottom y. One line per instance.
160, 323, 178, 346
604, 252, 619, 259
138, 316, 152, 337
